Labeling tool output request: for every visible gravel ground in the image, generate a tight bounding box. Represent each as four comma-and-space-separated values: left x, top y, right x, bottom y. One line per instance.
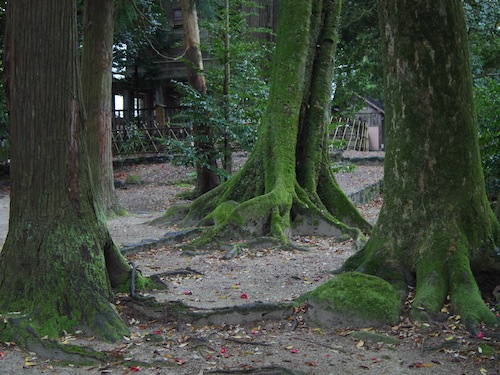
1, 153, 497, 375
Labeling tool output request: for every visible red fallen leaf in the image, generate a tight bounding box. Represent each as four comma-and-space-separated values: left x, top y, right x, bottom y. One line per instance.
183, 291, 193, 295
291, 348, 299, 354
130, 366, 141, 372
476, 332, 484, 339
0, 352, 5, 360
152, 330, 162, 335
240, 293, 248, 299
220, 347, 227, 354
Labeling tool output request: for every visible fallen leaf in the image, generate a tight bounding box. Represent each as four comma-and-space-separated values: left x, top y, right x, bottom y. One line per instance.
305, 361, 317, 366
291, 348, 299, 354
24, 357, 37, 367
476, 332, 484, 339
411, 362, 434, 368
356, 340, 364, 348
130, 365, 141, 372
240, 293, 248, 299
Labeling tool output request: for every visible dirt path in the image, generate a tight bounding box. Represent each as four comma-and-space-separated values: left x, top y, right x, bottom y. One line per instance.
0, 158, 498, 375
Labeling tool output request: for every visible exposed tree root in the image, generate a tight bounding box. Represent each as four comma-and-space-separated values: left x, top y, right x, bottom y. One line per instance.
342, 222, 500, 331
153, 176, 367, 250
165, 300, 293, 327
206, 366, 307, 374
1, 316, 112, 365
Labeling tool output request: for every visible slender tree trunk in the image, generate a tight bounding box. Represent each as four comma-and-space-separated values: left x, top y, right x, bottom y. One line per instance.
496, 189, 500, 220
0, 0, 131, 342
81, 0, 124, 216
181, 0, 220, 196
157, 0, 368, 244
343, 0, 500, 328
222, 0, 232, 177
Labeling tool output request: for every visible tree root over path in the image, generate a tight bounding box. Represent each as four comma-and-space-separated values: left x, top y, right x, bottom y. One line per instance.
205, 366, 307, 374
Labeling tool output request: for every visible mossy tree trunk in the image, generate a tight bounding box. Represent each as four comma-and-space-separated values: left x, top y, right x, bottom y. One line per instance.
0, 0, 132, 342
81, 0, 124, 217
160, 0, 369, 244
181, 0, 220, 197
343, 0, 500, 328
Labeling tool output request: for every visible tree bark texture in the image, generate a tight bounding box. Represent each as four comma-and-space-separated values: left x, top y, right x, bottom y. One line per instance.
181, 0, 220, 196
343, 0, 500, 328
81, 0, 124, 216
0, 0, 131, 342
159, 0, 369, 245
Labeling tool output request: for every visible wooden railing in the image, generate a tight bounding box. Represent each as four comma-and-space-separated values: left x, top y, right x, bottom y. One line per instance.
330, 117, 369, 151
112, 108, 191, 155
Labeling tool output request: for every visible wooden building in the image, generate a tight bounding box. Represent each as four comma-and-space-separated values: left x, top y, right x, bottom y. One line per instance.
354, 97, 385, 151
112, 0, 279, 146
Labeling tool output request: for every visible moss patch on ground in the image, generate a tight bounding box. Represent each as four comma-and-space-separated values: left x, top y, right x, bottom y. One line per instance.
298, 272, 402, 327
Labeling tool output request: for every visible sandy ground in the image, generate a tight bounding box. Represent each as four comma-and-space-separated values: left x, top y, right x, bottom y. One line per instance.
0, 156, 499, 375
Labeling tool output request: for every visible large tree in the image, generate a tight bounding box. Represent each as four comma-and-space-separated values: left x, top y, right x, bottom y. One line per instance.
181, 0, 221, 196
81, 0, 124, 216
342, 0, 500, 328
158, 0, 369, 244
0, 0, 135, 344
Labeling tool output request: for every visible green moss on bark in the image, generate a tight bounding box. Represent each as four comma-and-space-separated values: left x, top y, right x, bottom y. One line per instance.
154, 1, 368, 248
298, 272, 402, 327
343, 0, 500, 330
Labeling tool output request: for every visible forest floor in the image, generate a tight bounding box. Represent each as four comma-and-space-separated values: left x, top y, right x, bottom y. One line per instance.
0, 152, 499, 375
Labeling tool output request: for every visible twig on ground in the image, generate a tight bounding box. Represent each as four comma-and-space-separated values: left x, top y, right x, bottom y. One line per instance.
224, 337, 272, 346
295, 336, 347, 353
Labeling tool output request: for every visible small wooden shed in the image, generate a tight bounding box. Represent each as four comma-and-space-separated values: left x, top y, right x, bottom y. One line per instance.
354, 97, 385, 151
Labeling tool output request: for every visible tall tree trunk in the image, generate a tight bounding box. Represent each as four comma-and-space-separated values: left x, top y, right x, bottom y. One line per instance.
181, 0, 220, 196
0, 0, 132, 342
81, 0, 124, 216
222, 0, 232, 177
157, 0, 368, 244
343, 0, 500, 328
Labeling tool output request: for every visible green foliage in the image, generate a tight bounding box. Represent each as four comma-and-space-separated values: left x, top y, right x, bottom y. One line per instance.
113, 0, 174, 82
332, 162, 356, 174
464, 0, 500, 79
170, 0, 273, 178
465, 0, 500, 198
333, 0, 383, 115
121, 123, 146, 154
475, 79, 500, 198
